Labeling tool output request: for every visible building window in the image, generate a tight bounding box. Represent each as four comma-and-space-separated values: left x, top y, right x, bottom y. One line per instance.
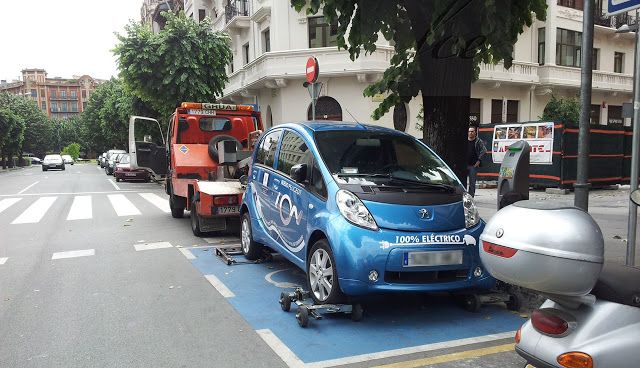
199, 9, 206, 22
71, 102, 78, 112
51, 101, 58, 112
507, 100, 518, 122
469, 98, 481, 125
556, 28, 582, 67
31, 89, 37, 97
71, 90, 77, 99
61, 101, 68, 112
82, 102, 87, 109
82, 90, 87, 99
491, 100, 503, 124
308, 16, 338, 48
263, 28, 270, 53
491, 99, 518, 123
61, 90, 67, 98
538, 28, 545, 65
41, 101, 46, 110
393, 103, 408, 132
592, 48, 599, 70
307, 96, 342, 120
243, 43, 250, 65
614, 52, 624, 73
50, 90, 56, 98
590, 104, 600, 124
557, 0, 584, 10
609, 105, 623, 124
40, 88, 45, 97
229, 55, 234, 73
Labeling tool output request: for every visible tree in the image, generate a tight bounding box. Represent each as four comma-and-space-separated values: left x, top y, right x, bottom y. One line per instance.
541, 95, 580, 125
0, 92, 45, 166
61, 143, 81, 160
114, 11, 233, 118
0, 107, 21, 169
290, 0, 546, 181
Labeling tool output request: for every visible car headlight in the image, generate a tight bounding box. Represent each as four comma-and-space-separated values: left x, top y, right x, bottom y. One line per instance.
463, 192, 480, 228
336, 189, 378, 231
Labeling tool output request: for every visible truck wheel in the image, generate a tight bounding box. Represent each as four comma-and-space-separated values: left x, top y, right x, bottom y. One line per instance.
241, 212, 263, 260
169, 184, 184, 218
190, 203, 203, 237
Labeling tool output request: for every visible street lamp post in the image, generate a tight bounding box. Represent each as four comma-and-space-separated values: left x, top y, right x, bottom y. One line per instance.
616, 11, 640, 266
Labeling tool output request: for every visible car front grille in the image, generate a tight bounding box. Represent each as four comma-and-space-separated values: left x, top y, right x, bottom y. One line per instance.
384, 269, 468, 284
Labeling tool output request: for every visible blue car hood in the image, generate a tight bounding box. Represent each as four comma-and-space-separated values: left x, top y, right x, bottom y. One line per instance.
362, 200, 465, 232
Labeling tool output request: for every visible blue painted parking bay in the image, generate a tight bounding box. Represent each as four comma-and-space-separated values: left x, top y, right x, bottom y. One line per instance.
189, 247, 523, 365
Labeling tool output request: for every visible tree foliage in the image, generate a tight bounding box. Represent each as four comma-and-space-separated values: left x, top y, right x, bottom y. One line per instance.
290, 0, 546, 120
61, 143, 81, 160
541, 95, 580, 125
0, 92, 48, 167
114, 11, 233, 118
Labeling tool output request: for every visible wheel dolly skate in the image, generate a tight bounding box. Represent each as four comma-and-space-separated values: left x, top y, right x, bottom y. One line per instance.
279, 288, 364, 327
454, 282, 523, 313
214, 244, 272, 266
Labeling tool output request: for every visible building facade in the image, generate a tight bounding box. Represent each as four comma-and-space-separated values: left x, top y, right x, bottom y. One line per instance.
184, 0, 636, 137
141, 0, 184, 33
0, 69, 103, 119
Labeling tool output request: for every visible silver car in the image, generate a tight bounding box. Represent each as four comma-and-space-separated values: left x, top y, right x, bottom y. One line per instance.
42, 154, 65, 171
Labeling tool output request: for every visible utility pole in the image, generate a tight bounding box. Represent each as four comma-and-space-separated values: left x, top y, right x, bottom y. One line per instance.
574, 0, 594, 211
627, 10, 640, 266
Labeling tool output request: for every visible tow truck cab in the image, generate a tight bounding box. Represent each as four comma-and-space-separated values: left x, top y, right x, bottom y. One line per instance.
129, 102, 263, 233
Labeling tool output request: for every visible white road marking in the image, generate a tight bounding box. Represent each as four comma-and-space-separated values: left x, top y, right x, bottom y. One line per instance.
178, 248, 196, 260
202, 236, 241, 245
108, 194, 141, 216
108, 179, 121, 190
257, 330, 305, 368
17, 181, 39, 195
11, 197, 57, 224
139, 193, 170, 213
0, 190, 140, 197
0, 198, 22, 214
134, 241, 173, 251
0, 257, 7, 265
204, 274, 235, 298
51, 249, 95, 260
67, 196, 92, 220
305, 331, 517, 368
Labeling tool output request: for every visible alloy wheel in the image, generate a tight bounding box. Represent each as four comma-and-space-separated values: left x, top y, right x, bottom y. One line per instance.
309, 248, 334, 302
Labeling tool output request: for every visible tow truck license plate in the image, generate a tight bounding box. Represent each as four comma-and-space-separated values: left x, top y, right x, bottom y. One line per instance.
215, 206, 240, 215
188, 109, 216, 116
403, 250, 463, 267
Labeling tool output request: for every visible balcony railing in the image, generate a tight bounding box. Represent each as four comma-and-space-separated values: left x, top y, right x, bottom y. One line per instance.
594, 12, 636, 28
225, 0, 248, 23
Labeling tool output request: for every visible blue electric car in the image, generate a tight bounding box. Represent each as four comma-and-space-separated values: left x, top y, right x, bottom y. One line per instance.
240, 122, 494, 304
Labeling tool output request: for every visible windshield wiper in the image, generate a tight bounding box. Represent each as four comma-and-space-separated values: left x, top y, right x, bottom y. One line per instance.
386, 175, 456, 192
335, 173, 389, 178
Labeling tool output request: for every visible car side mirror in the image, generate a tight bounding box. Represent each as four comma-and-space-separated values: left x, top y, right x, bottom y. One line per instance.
631, 189, 640, 206
290, 164, 308, 184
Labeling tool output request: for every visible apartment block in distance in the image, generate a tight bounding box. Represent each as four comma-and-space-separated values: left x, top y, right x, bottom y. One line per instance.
0, 69, 103, 119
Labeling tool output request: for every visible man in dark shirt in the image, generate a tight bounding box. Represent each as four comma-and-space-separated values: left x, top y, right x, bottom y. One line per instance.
467, 126, 486, 197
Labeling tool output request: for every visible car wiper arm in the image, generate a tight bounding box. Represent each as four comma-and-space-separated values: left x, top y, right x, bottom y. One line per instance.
387, 176, 456, 192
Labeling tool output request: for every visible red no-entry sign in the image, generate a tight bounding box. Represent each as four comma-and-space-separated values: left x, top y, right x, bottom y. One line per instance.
306, 57, 319, 84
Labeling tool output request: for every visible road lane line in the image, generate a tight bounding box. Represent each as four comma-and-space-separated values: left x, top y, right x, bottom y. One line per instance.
204, 274, 235, 298
134, 241, 173, 251
374, 343, 516, 368
257, 329, 305, 368
0, 198, 22, 214
17, 181, 39, 195
0, 257, 7, 265
0, 190, 140, 197
67, 196, 92, 220
305, 332, 516, 368
178, 248, 196, 260
51, 249, 95, 260
139, 193, 170, 213
108, 179, 121, 190
11, 197, 57, 224
107, 194, 141, 216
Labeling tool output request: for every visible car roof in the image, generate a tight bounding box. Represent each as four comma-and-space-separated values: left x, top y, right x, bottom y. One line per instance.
274, 121, 406, 136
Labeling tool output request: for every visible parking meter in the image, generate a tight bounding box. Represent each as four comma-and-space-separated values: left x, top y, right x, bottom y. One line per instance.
497, 140, 530, 210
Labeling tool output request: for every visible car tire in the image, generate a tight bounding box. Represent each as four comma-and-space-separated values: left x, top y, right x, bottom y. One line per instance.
307, 239, 345, 304
42, 167, 47, 172
168, 183, 185, 218
62, 165, 65, 171
241, 212, 263, 260
115, 177, 120, 182
190, 203, 203, 237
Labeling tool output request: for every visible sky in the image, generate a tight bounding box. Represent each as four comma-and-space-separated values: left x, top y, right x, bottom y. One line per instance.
0, 0, 142, 82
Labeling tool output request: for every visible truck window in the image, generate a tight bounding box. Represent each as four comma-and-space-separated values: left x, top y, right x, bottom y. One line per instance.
200, 117, 231, 131
255, 130, 281, 167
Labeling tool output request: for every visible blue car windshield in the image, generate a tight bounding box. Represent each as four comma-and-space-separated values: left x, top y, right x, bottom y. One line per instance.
314, 131, 459, 186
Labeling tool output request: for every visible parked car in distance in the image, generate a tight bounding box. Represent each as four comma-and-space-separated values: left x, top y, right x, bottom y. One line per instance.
241, 122, 491, 304
42, 154, 65, 171
61, 155, 74, 165
104, 150, 125, 170
29, 157, 42, 165
114, 154, 150, 182
105, 152, 126, 175
97, 154, 103, 166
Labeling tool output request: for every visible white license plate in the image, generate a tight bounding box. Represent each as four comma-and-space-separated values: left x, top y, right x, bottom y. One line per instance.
403, 250, 463, 267
215, 206, 240, 215
125, 173, 137, 176
188, 109, 216, 116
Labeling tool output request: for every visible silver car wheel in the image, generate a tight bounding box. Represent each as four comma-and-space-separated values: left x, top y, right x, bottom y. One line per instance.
309, 248, 333, 302
241, 217, 250, 253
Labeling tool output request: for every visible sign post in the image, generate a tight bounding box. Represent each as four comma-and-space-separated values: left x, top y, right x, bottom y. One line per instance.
305, 57, 320, 120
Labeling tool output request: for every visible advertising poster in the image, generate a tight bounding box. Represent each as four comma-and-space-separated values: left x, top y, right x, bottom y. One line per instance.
491, 122, 554, 164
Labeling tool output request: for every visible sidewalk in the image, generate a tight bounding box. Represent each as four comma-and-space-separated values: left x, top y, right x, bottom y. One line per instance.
474, 186, 638, 265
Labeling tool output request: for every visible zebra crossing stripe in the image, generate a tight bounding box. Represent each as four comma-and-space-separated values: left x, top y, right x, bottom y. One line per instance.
11, 197, 57, 224
67, 196, 92, 220
0, 198, 21, 214
107, 194, 141, 216
139, 193, 170, 213
0, 257, 7, 265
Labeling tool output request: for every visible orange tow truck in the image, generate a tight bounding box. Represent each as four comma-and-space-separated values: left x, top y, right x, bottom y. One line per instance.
129, 102, 263, 236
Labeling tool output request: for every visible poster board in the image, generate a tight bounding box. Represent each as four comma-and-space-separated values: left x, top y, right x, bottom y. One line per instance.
491, 122, 554, 165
